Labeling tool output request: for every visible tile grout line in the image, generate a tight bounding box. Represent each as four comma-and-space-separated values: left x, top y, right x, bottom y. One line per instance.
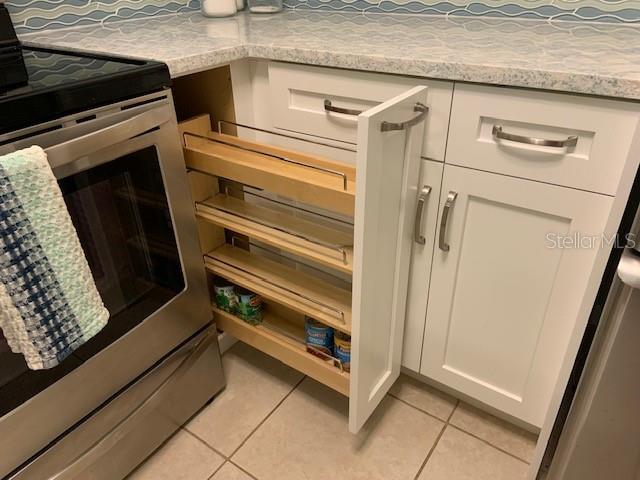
186, 373, 306, 480
182, 427, 230, 461
229, 459, 261, 480
412, 399, 459, 480
390, 394, 532, 465
413, 422, 447, 480
207, 459, 228, 480
387, 391, 456, 424
447, 399, 460, 423
228, 375, 307, 460
447, 424, 532, 465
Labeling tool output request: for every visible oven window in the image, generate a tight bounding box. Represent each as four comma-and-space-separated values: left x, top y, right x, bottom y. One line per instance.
0, 146, 185, 416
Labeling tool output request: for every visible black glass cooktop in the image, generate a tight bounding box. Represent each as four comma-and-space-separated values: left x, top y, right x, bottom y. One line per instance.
0, 46, 171, 135
11, 48, 144, 91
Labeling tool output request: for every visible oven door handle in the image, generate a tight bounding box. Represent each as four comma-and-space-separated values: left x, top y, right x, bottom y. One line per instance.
46, 105, 173, 171
46, 331, 215, 480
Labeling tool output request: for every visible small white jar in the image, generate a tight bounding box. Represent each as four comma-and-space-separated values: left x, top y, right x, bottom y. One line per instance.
201, 0, 237, 17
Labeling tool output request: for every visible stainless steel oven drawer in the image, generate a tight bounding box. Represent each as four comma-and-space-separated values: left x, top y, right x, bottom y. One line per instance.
8, 326, 225, 480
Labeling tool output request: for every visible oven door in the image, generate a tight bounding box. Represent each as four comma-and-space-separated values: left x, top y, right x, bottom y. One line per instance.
0, 93, 214, 478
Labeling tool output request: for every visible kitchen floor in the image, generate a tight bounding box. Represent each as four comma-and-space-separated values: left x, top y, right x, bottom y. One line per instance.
127, 343, 538, 480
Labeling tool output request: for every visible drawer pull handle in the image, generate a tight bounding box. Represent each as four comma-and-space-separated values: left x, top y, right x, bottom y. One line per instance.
439, 191, 457, 252
492, 125, 578, 148
381, 102, 429, 132
414, 185, 432, 245
324, 99, 362, 116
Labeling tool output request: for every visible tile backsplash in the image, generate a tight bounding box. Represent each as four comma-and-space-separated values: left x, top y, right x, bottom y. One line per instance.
6, 0, 200, 33
284, 0, 640, 23
6, 0, 640, 33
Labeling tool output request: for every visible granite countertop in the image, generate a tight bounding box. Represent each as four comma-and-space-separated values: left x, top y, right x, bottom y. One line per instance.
21, 9, 640, 100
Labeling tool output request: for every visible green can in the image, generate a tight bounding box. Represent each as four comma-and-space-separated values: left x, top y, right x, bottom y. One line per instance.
213, 278, 238, 313
236, 287, 263, 325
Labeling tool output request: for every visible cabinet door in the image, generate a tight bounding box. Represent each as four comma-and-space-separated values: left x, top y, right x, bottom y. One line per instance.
402, 160, 443, 371
421, 165, 613, 427
350, 86, 427, 432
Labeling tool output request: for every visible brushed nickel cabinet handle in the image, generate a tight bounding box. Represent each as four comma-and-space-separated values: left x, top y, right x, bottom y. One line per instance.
439, 191, 457, 252
324, 99, 363, 116
381, 102, 429, 132
492, 125, 578, 148
414, 185, 432, 245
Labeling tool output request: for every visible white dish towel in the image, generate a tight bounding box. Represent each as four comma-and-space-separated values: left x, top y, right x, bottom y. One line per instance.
0, 146, 109, 369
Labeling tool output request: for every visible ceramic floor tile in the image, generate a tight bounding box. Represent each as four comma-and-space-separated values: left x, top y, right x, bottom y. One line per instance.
418, 426, 529, 480
210, 462, 255, 480
388, 374, 457, 421
232, 377, 444, 480
186, 343, 304, 456
127, 429, 223, 480
449, 403, 538, 462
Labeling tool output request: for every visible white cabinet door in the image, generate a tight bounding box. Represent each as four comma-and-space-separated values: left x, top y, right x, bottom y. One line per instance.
402, 159, 443, 371
350, 86, 427, 432
421, 165, 613, 427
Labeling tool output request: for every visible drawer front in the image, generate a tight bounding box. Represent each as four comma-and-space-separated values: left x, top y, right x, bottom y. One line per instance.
268, 62, 453, 162
446, 84, 640, 195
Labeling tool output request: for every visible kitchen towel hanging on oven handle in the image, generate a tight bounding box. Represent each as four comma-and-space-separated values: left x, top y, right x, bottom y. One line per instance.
0, 146, 109, 370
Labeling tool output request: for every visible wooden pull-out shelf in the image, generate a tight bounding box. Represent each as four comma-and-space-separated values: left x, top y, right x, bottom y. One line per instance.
196, 194, 354, 274
180, 116, 356, 217
206, 244, 352, 334
213, 306, 349, 396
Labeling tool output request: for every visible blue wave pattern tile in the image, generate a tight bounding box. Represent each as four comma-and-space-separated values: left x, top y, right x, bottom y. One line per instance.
6, 0, 202, 33
6, 0, 640, 32
284, 0, 640, 23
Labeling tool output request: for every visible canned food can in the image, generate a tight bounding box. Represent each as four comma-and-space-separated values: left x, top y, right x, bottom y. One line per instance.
213, 279, 238, 313
305, 316, 334, 357
334, 331, 351, 372
236, 287, 263, 325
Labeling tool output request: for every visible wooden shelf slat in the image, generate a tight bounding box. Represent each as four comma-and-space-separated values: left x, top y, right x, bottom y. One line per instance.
182, 128, 356, 217
214, 306, 349, 396
205, 244, 352, 334
196, 194, 354, 274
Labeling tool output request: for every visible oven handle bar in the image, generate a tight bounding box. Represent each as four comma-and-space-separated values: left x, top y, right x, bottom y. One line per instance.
45, 105, 173, 171
46, 331, 215, 480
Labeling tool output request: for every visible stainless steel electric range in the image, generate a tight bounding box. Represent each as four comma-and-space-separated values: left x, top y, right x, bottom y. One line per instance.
0, 5, 225, 479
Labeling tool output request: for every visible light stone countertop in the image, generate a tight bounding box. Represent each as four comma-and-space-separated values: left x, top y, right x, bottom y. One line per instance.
21, 10, 640, 100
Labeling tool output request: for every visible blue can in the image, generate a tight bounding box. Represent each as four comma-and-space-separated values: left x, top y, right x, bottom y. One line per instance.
334, 331, 351, 372
305, 316, 334, 357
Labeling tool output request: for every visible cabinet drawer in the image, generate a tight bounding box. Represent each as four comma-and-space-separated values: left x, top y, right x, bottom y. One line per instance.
447, 84, 640, 195
268, 62, 453, 162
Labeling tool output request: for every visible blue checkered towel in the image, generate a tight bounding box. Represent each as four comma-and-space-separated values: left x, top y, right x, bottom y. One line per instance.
0, 146, 109, 370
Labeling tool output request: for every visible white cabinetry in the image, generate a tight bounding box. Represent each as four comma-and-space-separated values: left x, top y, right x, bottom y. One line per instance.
228, 60, 640, 430
420, 165, 613, 426
400, 83, 639, 427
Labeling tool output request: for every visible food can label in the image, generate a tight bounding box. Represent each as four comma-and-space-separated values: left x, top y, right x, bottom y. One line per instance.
214, 285, 238, 313
334, 333, 351, 372
237, 291, 263, 325
305, 317, 334, 356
